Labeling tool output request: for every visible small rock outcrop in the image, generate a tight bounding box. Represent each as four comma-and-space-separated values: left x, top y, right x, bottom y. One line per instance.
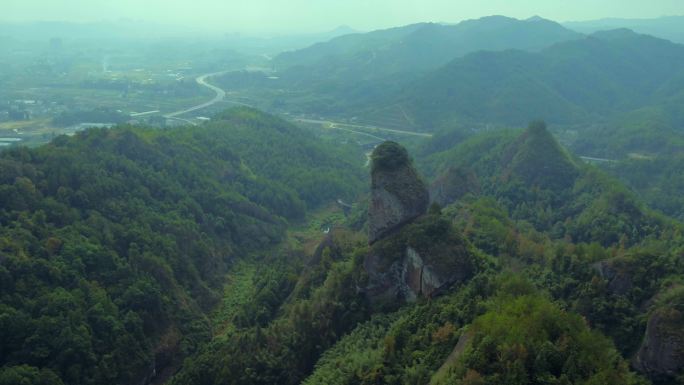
633, 306, 684, 380
368, 141, 429, 244
364, 215, 477, 309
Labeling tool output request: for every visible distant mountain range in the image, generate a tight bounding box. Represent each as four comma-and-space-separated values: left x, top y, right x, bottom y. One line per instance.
564, 16, 684, 44
372, 29, 684, 129
253, 16, 587, 121
231, 15, 684, 139
275, 16, 581, 77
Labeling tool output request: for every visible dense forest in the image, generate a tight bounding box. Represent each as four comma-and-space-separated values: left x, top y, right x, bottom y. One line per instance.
2, 11, 684, 385
2, 108, 684, 385
0, 108, 365, 384
167, 120, 684, 385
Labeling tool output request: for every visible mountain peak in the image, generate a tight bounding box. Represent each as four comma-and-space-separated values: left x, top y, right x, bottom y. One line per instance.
369, 141, 429, 244
371, 140, 411, 173
467, 15, 518, 26
329, 25, 356, 35
478, 15, 516, 21
502, 121, 579, 190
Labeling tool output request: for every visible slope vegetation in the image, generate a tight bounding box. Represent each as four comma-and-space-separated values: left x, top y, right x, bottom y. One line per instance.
0, 108, 365, 385
385, 29, 684, 129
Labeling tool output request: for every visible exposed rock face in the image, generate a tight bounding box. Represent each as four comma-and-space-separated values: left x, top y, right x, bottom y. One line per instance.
364, 246, 469, 306
368, 141, 429, 244
430, 166, 480, 207
367, 247, 448, 304
633, 307, 684, 380
364, 143, 475, 309
404, 247, 465, 299
364, 216, 476, 309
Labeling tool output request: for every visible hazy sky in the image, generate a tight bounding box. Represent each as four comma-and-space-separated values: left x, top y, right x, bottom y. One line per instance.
4, 0, 684, 35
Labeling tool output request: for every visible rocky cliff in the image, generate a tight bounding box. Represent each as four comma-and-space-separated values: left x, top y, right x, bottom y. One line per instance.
364, 214, 477, 309
633, 292, 684, 381
364, 142, 478, 309
368, 141, 429, 244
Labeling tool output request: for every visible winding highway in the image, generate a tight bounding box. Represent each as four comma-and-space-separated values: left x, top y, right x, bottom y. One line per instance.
163, 71, 230, 120
163, 70, 431, 140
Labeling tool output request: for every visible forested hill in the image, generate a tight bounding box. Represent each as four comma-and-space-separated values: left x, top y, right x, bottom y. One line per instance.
169, 123, 684, 385
2, 111, 683, 385
421, 121, 672, 247
375, 28, 684, 130
274, 16, 580, 78
0, 108, 365, 385
564, 15, 684, 44
254, 15, 581, 114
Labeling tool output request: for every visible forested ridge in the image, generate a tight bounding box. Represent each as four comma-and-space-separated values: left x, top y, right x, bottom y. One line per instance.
0, 108, 364, 384
1, 110, 684, 385
171, 121, 684, 385
4, 7, 684, 385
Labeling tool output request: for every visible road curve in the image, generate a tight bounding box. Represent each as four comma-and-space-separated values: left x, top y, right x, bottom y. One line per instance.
164, 71, 228, 118
162, 71, 431, 141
